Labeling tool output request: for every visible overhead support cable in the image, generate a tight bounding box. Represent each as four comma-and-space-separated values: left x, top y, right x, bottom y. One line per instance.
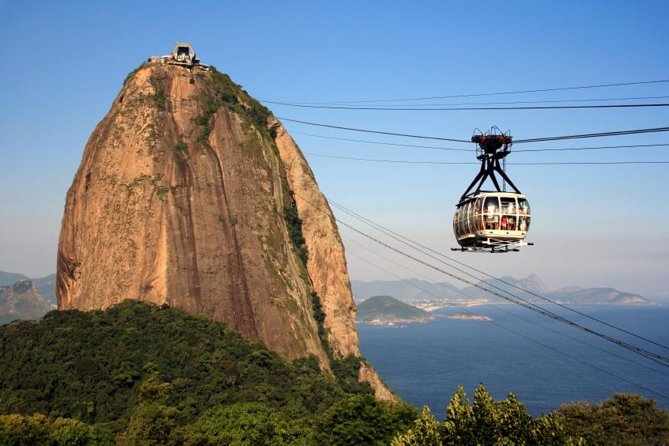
514, 127, 669, 144
304, 152, 669, 166
288, 193, 669, 364
345, 236, 669, 381
513, 143, 669, 153
265, 94, 669, 108
291, 131, 471, 152
263, 78, 669, 105
269, 101, 669, 111
346, 241, 669, 400
304, 153, 474, 164
330, 200, 669, 354
334, 213, 669, 368
278, 117, 472, 143
292, 131, 669, 153
279, 117, 669, 145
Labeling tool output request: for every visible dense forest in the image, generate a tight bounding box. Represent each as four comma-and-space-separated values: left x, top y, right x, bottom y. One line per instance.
1, 301, 667, 445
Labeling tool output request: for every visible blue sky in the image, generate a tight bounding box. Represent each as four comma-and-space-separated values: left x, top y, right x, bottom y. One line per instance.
1, 1, 668, 300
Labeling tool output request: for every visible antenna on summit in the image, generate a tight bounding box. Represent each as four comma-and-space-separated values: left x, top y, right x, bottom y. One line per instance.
150, 43, 210, 70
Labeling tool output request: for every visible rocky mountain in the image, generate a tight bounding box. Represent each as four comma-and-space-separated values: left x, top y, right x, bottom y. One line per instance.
1, 271, 61, 306
353, 274, 653, 306
56, 61, 389, 398
0, 271, 27, 286
356, 295, 432, 323
0, 279, 52, 325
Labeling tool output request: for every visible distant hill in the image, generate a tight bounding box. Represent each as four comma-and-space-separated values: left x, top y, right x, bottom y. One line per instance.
352, 279, 461, 302
0, 271, 28, 286
546, 287, 652, 305
0, 271, 58, 305
352, 274, 653, 306
0, 279, 52, 325
357, 295, 432, 323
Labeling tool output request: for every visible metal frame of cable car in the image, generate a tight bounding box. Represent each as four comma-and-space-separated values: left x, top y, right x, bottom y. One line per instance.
452, 127, 533, 253
461, 128, 519, 201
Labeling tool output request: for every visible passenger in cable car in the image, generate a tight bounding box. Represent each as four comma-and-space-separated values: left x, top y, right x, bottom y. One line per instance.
508, 217, 516, 230
501, 216, 508, 230
485, 215, 499, 230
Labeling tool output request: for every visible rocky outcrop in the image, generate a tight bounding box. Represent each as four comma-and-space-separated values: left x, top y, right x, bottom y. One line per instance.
57, 63, 391, 398
0, 280, 52, 324
272, 121, 360, 358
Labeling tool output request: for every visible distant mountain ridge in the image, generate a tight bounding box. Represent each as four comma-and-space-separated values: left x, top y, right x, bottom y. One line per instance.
0, 271, 57, 305
352, 279, 461, 303
352, 274, 653, 306
0, 279, 52, 325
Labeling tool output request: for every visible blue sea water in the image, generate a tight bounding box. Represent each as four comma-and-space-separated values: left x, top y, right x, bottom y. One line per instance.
357, 304, 669, 416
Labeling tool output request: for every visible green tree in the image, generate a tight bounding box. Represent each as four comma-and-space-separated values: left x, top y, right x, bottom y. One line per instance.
186, 402, 312, 446
391, 406, 443, 446
317, 394, 416, 446
557, 393, 669, 446
48, 417, 94, 446
443, 385, 475, 444
0, 413, 50, 446
393, 385, 578, 446
120, 402, 179, 446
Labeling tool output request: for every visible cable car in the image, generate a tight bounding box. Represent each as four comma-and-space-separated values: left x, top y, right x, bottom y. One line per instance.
452, 128, 533, 252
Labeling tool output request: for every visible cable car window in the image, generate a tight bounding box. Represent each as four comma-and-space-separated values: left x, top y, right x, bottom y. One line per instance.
518, 198, 530, 215
519, 216, 530, 232
475, 198, 483, 215
467, 202, 475, 233
485, 213, 499, 230
474, 198, 483, 230
499, 197, 517, 231
500, 197, 516, 214
484, 196, 499, 215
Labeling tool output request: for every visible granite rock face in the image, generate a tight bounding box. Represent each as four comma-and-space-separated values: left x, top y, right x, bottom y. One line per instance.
57, 63, 391, 398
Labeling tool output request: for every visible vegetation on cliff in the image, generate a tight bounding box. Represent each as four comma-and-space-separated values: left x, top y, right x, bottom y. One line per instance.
0, 301, 414, 444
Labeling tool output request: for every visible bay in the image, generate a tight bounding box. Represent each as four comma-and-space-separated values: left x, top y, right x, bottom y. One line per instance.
357, 304, 669, 416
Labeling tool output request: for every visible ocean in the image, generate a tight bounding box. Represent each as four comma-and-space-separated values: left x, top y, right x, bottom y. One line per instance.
357, 304, 669, 416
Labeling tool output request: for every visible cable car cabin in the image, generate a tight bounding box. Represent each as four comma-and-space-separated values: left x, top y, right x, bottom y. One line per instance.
452, 128, 532, 252
453, 192, 531, 251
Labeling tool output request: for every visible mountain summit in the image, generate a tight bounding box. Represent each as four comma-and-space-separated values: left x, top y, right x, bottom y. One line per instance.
57, 59, 390, 398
